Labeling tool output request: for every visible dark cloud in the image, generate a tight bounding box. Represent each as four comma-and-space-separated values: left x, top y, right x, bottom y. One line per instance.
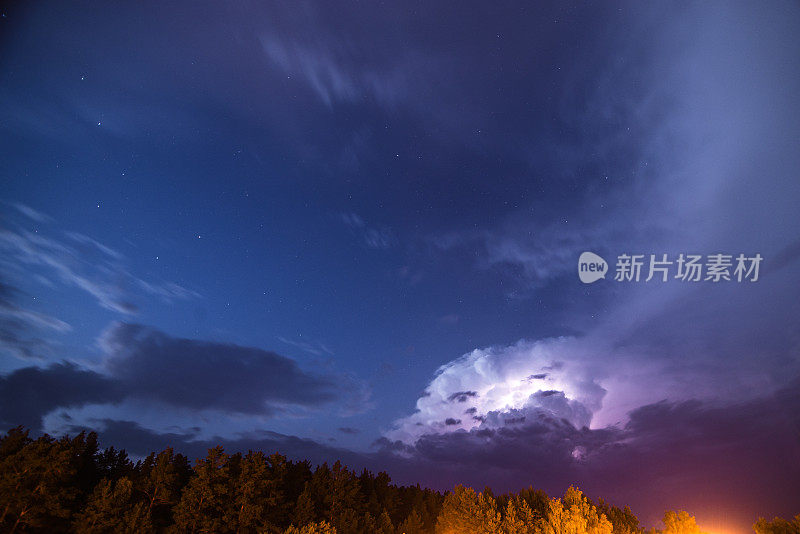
447, 390, 478, 403
22, 377, 799, 532
67, 419, 368, 469
0, 362, 122, 432
765, 237, 800, 274
338, 427, 360, 435
100, 323, 367, 415
444, 418, 461, 426
0, 323, 370, 431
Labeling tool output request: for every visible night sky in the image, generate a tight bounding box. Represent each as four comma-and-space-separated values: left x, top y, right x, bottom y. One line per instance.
2, 1, 800, 531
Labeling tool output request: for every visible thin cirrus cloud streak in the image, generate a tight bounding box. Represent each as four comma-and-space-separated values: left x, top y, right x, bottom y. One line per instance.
0, 286, 70, 334
0, 202, 199, 360
0, 289, 71, 360
259, 32, 408, 109
277, 336, 334, 357
339, 212, 395, 250
0, 211, 196, 314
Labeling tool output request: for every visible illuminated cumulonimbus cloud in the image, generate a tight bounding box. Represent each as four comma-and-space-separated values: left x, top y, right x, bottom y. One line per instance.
385, 337, 607, 444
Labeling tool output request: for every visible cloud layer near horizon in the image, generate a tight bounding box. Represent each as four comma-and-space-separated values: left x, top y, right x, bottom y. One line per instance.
0, 322, 370, 433
35, 375, 799, 530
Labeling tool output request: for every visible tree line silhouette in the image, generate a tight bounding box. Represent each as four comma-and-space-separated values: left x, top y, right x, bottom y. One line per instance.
1, 427, 797, 533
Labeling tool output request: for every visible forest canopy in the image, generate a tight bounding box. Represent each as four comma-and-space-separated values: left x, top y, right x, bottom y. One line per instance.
0, 427, 796, 534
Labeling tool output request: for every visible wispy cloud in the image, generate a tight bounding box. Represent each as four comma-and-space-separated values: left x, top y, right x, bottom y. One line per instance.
0, 288, 71, 360
278, 336, 334, 357
11, 202, 53, 224
0, 287, 70, 335
0, 203, 199, 359
339, 212, 395, 250
0, 203, 199, 316
260, 32, 407, 109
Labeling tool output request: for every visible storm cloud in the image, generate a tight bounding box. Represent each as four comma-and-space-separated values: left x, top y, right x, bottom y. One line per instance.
55, 378, 799, 531
386, 338, 603, 443
378, 378, 800, 529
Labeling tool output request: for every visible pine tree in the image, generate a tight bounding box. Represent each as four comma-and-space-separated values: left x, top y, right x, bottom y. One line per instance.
172, 446, 234, 533
327, 461, 363, 527
66, 431, 102, 498
500, 496, 538, 534
293, 483, 319, 527
754, 514, 800, 534
264, 452, 293, 529
136, 447, 188, 529
517, 486, 550, 520
284, 520, 337, 534
357, 511, 378, 534
333, 507, 362, 534
0, 433, 78, 532
596, 499, 642, 534
96, 446, 134, 481
375, 509, 396, 534
399, 509, 425, 534
232, 450, 284, 532
434, 485, 501, 534
73, 477, 152, 533
541, 486, 613, 534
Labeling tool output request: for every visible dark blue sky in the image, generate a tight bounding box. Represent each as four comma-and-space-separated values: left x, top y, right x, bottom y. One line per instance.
2, 2, 800, 531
